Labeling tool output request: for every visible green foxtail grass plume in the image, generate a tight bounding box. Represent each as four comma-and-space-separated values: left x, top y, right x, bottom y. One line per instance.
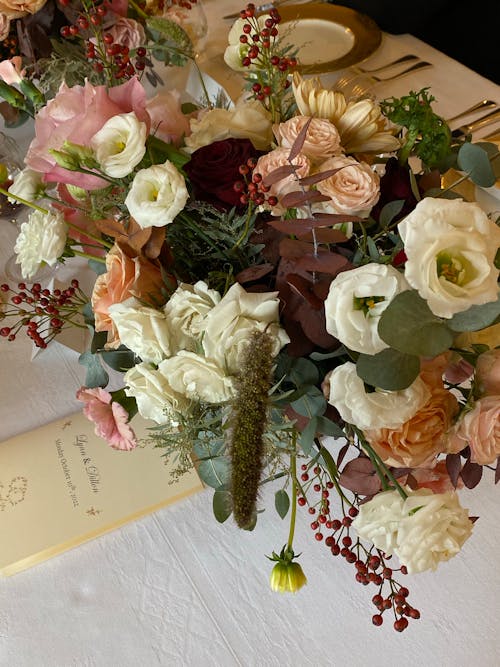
230, 329, 274, 529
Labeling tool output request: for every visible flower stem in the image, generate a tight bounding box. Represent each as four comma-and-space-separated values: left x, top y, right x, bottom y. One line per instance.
287, 437, 298, 551
71, 249, 106, 263
0, 187, 48, 214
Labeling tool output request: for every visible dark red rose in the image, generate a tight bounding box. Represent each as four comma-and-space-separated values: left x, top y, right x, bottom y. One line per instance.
184, 138, 262, 209
370, 157, 420, 223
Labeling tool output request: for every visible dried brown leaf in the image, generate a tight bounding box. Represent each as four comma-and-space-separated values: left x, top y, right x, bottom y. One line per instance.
261, 164, 297, 187
280, 190, 331, 210
143, 225, 166, 259
340, 457, 381, 496
236, 263, 274, 284
460, 459, 483, 489
279, 237, 314, 260
296, 251, 350, 275
286, 273, 323, 309
299, 168, 342, 186
446, 453, 462, 488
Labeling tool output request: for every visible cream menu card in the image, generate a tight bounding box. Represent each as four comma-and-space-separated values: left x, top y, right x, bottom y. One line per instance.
0, 413, 202, 576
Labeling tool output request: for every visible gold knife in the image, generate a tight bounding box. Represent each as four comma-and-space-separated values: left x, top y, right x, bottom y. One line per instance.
452, 108, 500, 138
223, 1, 289, 20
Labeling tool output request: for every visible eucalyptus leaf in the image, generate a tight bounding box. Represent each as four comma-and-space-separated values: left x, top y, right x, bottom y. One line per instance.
457, 142, 496, 188
197, 456, 230, 489
299, 417, 317, 455
213, 486, 232, 523
357, 348, 421, 390
78, 351, 109, 388
367, 237, 379, 260
101, 346, 137, 372
378, 290, 454, 356
315, 416, 346, 439
90, 329, 108, 355
288, 357, 320, 386
379, 199, 405, 228
275, 489, 290, 519
448, 295, 500, 332
193, 438, 226, 460
88, 258, 107, 275
290, 385, 326, 418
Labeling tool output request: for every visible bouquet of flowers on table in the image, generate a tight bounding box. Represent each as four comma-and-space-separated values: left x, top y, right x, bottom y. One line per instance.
1, 1, 500, 631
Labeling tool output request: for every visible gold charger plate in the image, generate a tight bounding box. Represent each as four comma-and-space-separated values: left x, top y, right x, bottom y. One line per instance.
278, 3, 382, 74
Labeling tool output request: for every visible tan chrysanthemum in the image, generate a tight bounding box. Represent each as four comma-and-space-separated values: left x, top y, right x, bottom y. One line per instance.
292, 72, 400, 154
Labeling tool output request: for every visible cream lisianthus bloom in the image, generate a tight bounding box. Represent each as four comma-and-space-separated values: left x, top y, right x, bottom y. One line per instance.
108, 297, 172, 365
124, 160, 188, 228
398, 197, 500, 318
184, 98, 273, 152
90, 112, 147, 178
325, 362, 430, 431
292, 73, 400, 154
14, 208, 67, 279
324, 263, 409, 354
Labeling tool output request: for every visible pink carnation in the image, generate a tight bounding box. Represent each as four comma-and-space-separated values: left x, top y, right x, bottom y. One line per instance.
77, 386, 137, 451
25, 77, 149, 190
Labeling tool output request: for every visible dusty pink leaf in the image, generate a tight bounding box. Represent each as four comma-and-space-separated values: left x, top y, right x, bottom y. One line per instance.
339, 457, 381, 496
460, 459, 483, 489
337, 443, 350, 469
446, 453, 462, 488
288, 117, 312, 162
236, 263, 274, 284
312, 213, 363, 224
299, 168, 342, 186
280, 190, 331, 209
286, 273, 323, 309
296, 251, 350, 275
301, 228, 349, 243
268, 218, 349, 241
294, 301, 338, 348
279, 237, 314, 260
261, 164, 297, 187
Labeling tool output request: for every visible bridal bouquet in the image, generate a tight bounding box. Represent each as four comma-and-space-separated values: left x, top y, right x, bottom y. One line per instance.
1, 2, 500, 632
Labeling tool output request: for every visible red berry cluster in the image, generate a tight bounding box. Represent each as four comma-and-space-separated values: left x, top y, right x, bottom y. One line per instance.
59, 1, 148, 81
0, 279, 87, 348
298, 462, 420, 631
233, 161, 279, 208
238, 4, 297, 79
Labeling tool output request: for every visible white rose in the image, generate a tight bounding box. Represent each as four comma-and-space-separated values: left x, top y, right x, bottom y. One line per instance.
108, 297, 172, 364
324, 263, 409, 354
202, 282, 290, 374
163, 280, 221, 352
276, 116, 342, 163
90, 112, 147, 178
184, 99, 273, 153
124, 160, 188, 229
124, 362, 189, 424
159, 351, 235, 403
326, 362, 430, 430
352, 489, 405, 555
398, 197, 500, 318
316, 155, 380, 216
396, 489, 473, 573
7, 167, 44, 204
14, 208, 67, 279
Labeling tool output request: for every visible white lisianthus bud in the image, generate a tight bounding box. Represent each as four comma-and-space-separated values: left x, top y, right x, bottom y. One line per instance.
325, 361, 430, 430
14, 208, 67, 279
90, 112, 147, 178
124, 160, 188, 228
7, 168, 44, 204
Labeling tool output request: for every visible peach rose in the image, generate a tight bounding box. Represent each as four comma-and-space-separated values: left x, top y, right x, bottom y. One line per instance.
275, 116, 342, 164
103, 17, 145, 50
366, 356, 459, 467
91, 244, 167, 348
254, 147, 311, 215
447, 396, 500, 465
0, 0, 46, 19
475, 349, 500, 396
316, 155, 380, 216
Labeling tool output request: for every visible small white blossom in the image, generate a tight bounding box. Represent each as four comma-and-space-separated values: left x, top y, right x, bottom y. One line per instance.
14, 208, 67, 279
91, 112, 147, 178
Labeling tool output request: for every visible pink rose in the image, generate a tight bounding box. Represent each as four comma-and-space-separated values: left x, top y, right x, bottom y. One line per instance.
77, 386, 137, 451
103, 17, 146, 50
475, 349, 500, 396
0, 14, 10, 41
146, 89, 191, 146
25, 77, 150, 190
447, 396, 500, 464
276, 116, 342, 164
316, 155, 380, 216
254, 147, 311, 215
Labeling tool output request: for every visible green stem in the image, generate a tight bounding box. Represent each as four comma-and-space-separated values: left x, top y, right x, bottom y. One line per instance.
65, 221, 113, 249
192, 60, 213, 110
71, 249, 106, 263
128, 0, 148, 19
287, 441, 298, 551
354, 428, 408, 500
0, 187, 48, 214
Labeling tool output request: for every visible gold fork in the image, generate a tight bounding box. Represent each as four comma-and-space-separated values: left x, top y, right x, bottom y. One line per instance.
333, 54, 420, 92
342, 61, 433, 98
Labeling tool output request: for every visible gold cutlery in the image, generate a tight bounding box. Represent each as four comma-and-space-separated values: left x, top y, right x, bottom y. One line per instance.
451, 108, 500, 138
341, 61, 433, 98
223, 0, 309, 20
446, 99, 497, 124
333, 54, 420, 92
483, 126, 500, 141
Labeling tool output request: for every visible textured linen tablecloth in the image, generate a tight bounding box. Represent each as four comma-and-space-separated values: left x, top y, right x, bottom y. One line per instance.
1, 2, 500, 665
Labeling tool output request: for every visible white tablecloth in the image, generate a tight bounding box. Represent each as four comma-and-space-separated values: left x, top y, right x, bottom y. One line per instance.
1, 2, 500, 665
